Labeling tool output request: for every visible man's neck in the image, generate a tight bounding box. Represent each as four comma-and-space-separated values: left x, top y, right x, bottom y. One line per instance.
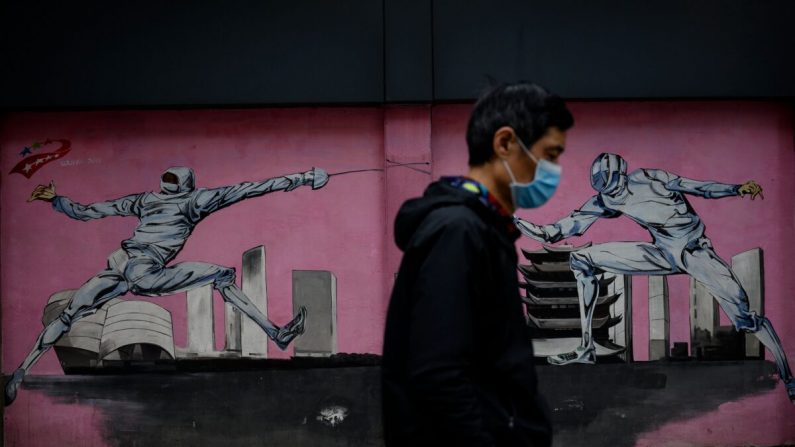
467, 164, 515, 214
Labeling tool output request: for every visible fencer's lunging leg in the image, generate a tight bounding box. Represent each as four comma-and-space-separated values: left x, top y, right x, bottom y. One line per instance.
21, 316, 72, 373
218, 285, 306, 350
749, 316, 795, 403
682, 245, 794, 402
547, 250, 600, 365
217, 285, 279, 339
5, 270, 128, 406
548, 242, 676, 366
129, 260, 307, 351
751, 316, 793, 383
572, 258, 600, 352
209, 267, 306, 349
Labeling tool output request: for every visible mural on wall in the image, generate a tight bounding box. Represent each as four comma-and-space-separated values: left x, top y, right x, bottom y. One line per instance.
4, 165, 334, 405
9, 139, 72, 179
514, 152, 794, 403
2, 105, 793, 446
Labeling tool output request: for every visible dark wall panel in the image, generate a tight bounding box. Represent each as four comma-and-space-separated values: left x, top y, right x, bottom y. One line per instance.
2, 0, 794, 108
384, 0, 433, 102
0, 1, 384, 108
433, 0, 795, 100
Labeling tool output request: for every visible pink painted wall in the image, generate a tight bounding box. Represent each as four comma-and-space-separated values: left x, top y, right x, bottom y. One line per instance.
383, 105, 433, 291
3, 101, 795, 445
3, 390, 108, 447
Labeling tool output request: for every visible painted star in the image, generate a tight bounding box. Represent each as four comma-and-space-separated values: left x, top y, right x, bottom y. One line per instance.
31, 143, 42, 149
22, 163, 33, 173
19, 147, 32, 157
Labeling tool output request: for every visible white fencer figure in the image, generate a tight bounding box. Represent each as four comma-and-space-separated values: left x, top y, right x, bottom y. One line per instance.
4, 166, 330, 406
514, 153, 794, 403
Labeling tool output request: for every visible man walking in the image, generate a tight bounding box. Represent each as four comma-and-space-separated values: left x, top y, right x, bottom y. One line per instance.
382, 82, 573, 446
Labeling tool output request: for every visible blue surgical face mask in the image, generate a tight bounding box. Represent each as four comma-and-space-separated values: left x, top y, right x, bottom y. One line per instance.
502, 136, 562, 209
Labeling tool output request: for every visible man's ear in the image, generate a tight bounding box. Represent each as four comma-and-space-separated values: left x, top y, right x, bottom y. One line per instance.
492, 126, 515, 160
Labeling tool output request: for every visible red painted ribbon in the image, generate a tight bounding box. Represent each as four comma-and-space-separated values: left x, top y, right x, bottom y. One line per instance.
9, 139, 71, 179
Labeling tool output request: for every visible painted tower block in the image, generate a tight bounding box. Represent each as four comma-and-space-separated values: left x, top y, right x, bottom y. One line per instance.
241, 246, 268, 357
731, 248, 764, 358
292, 270, 337, 357
186, 285, 215, 355
648, 276, 670, 360
225, 307, 242, 353
690, 277, 720, 358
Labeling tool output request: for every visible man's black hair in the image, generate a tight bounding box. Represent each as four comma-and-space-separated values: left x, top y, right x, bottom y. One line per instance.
466, 82, 574, 166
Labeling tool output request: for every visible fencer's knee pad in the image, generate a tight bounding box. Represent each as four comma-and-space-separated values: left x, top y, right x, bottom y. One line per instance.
37, 312, 74, 347
58, 312, 73, 328
214, 267, 236, 289
570, 251, 597, 276
734, 311, 762, 333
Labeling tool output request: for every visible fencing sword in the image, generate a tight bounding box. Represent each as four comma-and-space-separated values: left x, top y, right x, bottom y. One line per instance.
309, 160, 431, 189
329, 160, 431, 177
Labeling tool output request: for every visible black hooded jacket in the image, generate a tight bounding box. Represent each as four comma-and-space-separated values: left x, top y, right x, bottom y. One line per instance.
382, 180, 552, 447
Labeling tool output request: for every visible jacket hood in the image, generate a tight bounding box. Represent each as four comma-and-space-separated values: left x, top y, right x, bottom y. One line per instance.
394, 180, 517, 251
161, 166, 195, 194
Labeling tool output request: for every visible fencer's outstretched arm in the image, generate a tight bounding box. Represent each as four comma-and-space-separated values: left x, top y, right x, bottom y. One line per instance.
644, 168, 742, 199
514, 195, 620, 243
53, 194, 144, 221
28, 180, 143, 221
193, 168, 328, 215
